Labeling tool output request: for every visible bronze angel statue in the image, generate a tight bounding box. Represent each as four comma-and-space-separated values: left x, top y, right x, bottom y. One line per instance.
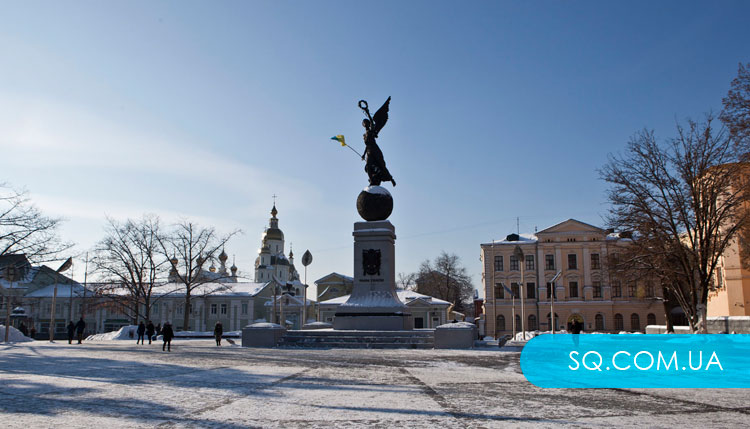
359, 97, 396, 187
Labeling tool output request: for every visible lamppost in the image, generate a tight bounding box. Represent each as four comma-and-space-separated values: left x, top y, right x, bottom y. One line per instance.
550, 270, 562, 335
513, 246, 526, 341
490, 241, 498, 340
3, 264, 20, 343
49, 257, 72, 342
301, 250, 313, 328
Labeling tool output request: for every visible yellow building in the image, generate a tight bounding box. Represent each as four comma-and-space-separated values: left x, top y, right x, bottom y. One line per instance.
481, 219, 666, 338
708, 163, 750, 317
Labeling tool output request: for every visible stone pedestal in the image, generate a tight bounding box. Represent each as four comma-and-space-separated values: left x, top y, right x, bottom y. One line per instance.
333, 220, 413, 330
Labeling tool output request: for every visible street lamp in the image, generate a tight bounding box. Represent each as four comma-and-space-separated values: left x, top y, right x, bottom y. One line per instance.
3, 264, 21, 343
301, 250, 313, 328
513, 246, 526, 341
549, 270, 562, 335
49, 257, 72, 342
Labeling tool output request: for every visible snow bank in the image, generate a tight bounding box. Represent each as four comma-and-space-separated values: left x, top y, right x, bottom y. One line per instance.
0, 325, 34, 343
513, 330, 568, 341
436, 322, 476, 330
87, 325, 138, 341
245, 322, 283, 329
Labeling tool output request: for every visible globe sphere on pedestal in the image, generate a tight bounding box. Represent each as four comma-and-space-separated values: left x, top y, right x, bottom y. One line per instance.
357, 186, 393, 221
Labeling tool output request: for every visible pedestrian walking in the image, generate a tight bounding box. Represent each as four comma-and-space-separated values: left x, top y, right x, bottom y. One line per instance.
66, 321, 75, 344
146, 321, 155, 345
75, 317, 86, 344
18, 322, 28, 337
214, 321, 223, 346
136, 321, 146, 345
162, 321, 174, 352
30, 326, 36, 340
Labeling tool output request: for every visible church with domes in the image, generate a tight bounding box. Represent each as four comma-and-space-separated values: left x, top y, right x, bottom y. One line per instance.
254, 204, 301, 286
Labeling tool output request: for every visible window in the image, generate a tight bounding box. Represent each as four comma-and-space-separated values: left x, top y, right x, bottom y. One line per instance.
593, 281, 602, 298
177, 305, 183, 315
645, 282, 654, 297
494, 255, 503, 272
220, 304, 227, 315
569, 281, 578, 298
628, 283, 636, 297
568, 254, 577, 270
612, 281, 622, 297
647, 313, 656, 326
241, 303, 248, 315
496, 315, 505, 332
545, 255, 555, 270
595, 314, 605, 331
591, 253, 600, 270
494, 283, 504, 299
525, 255, 535, 271
511, 282, 520, 298
515, 315, 521, 331
528, 315, 537, 331
153, 303, 159, 314
614, 313, 624, 330
211, 304, 217, 315
631, 313, 640, 331
547, 313, 558, 330
527, 282, 536, 299
546, 282, 555, 299
510, 255, 519, 271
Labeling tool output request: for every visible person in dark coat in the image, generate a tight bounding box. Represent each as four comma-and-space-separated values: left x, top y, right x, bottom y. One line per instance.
162, 321, 174, 352
66, 321, 76, 344
30, 326, 36, 340
75, 317, 86, 344
214, 321, 223, 346
146, 321, 155, 345
18, 322, 28, 337
136, 321, 146, 345
570, 319, 583, 347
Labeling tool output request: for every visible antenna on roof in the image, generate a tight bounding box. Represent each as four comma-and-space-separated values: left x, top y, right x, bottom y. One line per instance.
517, 217, 520, 235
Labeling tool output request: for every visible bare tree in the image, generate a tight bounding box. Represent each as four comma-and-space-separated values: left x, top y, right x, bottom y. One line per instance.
600, 115, 749, 332
415, 252, 473, 312
0, 184, 72, 262
158, 221, 239, 330
720, 62, 750, 158
91, 215, 170, 324
721, 62, 750, 269
397, 272, 417, 291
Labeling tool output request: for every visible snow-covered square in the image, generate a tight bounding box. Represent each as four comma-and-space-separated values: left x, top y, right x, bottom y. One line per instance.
2, 339, 750, 428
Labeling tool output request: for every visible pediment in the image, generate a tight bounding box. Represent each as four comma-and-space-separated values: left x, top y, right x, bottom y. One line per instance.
537, 219, 605, 235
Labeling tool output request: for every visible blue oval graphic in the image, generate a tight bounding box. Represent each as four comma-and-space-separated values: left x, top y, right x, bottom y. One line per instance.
520, 334, 750, 388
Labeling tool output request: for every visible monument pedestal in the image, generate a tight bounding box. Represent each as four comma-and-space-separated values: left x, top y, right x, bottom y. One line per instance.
333, 220, 413, 330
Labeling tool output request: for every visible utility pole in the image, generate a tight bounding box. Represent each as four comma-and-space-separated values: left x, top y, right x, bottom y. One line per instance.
4, 265, 18, 343
550, 271, 562, 336
514, 246, 526, 341
49, 258, 72, 342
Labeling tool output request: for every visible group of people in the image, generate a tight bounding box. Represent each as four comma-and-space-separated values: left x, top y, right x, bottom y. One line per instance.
133, 320, 175, 351
66, 318, 87, 344
130, 320, 224, 351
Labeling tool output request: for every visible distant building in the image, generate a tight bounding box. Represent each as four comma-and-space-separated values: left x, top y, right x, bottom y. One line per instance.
481, 219, 666, 338
318, 289, 451, 328
314, 272, 354, 303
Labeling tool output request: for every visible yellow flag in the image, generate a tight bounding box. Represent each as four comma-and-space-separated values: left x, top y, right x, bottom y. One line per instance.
331, 135, 346, 146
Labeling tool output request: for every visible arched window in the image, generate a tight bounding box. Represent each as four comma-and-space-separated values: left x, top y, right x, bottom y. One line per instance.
595, 314, 605, 331
614, 313, 624, 331
631, 313, 640, 331
528, 315, 537, 331
496, 315, 505, 332
515, 315, 521, 331
647, 313, 656, 326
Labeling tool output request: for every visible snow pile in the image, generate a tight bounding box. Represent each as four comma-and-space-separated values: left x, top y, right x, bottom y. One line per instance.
513, 330, 568, 341
0, 325, 34, 343
436, 322, 476, 330
245, 322, 283, 329
364, 185, 391, 196
173, 330, 241, 337
87, 325, 138, 341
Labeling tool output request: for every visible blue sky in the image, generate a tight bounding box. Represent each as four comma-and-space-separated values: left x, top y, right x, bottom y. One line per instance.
1, 1, 748, 296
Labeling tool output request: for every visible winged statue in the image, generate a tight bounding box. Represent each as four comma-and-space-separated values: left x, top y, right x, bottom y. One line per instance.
359, 97, 396, 187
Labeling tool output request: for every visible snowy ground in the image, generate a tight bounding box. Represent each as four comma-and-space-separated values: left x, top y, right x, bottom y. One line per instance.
1, 340, 750, 428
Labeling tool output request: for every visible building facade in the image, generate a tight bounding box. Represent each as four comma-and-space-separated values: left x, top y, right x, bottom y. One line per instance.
481, 219, 666, 338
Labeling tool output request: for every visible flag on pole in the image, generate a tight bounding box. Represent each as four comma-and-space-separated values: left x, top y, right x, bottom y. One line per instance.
331, 135, 346, 146
502, 283, 515, 298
